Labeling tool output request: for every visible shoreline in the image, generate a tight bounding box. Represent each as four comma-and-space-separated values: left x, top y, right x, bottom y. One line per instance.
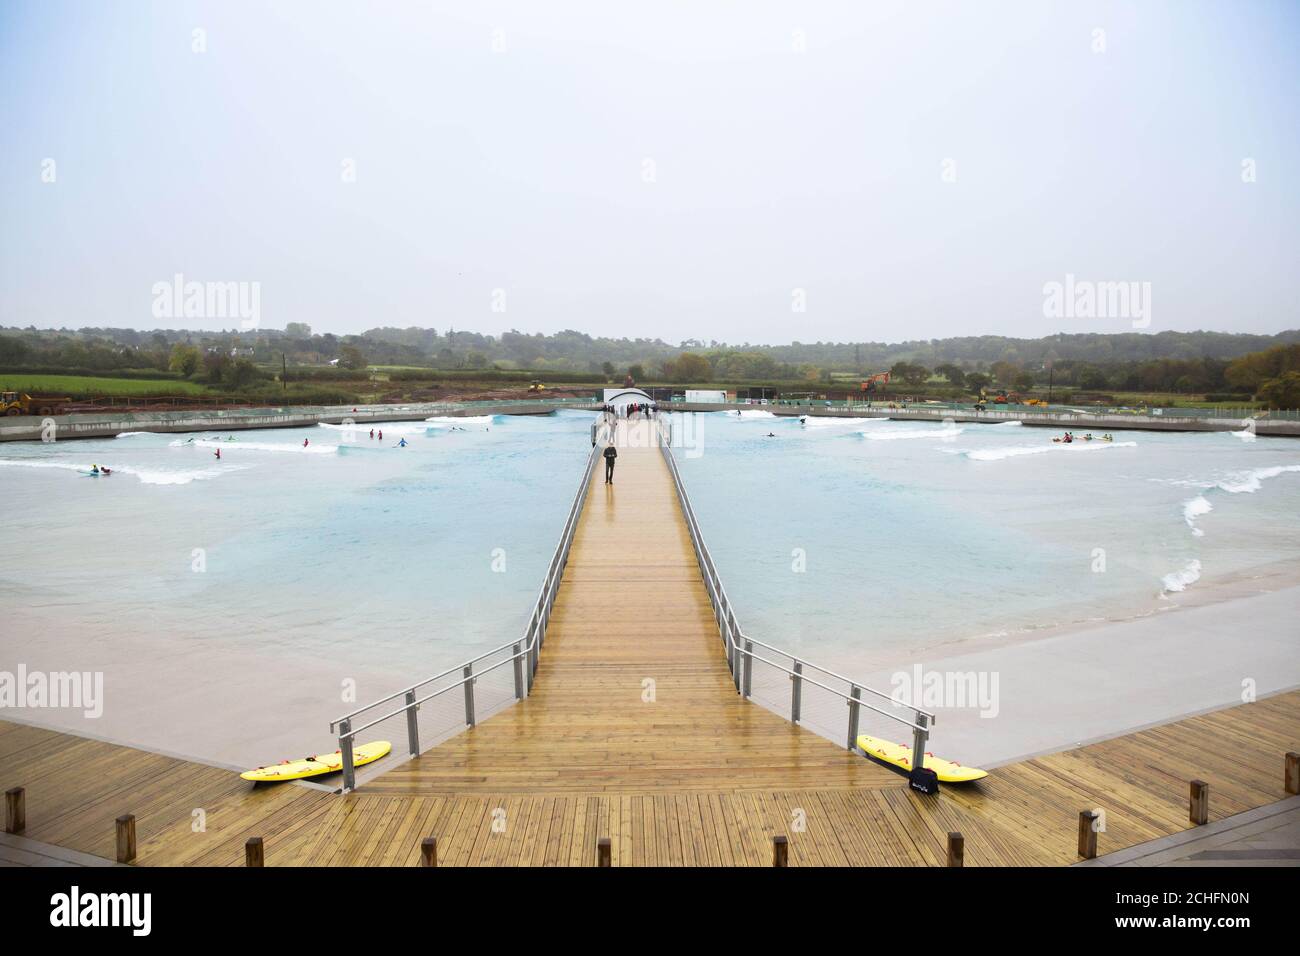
878, 557, 1300, 671
5, 561, 1297, 775
851, 574, 1300, 768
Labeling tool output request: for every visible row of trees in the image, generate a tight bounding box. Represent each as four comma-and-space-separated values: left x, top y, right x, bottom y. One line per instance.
3, 325, 1299, 405
5, 325, 1297, 378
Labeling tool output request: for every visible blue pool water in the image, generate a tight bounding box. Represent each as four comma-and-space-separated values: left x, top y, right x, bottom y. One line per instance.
669, 410, 1300, 672
0, 411, 594, 675
2, 408, 1298, 682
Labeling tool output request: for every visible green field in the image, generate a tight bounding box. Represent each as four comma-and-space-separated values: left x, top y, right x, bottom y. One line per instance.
0, 374, 210, 398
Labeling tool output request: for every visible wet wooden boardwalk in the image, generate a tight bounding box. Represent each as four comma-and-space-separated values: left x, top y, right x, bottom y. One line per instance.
3, 692, 1296, 866
2, 433, 1297, 865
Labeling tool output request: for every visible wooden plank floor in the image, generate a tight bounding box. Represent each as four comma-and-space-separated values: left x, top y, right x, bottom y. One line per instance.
2, 429, 1297, 865
362, 432, 890, 795
2, 693, 1296, 865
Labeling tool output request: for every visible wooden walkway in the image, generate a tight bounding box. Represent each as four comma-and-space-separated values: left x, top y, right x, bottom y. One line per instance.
2, 434, 1297, 865
363, 433, 884, 795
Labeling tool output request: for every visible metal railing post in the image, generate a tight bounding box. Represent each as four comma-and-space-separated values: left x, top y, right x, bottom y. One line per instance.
846, 686, 861, 751
742, 639, 753, 698
791, 661, 803, 723
339, 719, 356, 791
404, 689, 420, 756
513, 642, 524, 699
911, 712, 929, 773
463, 664, 476, 727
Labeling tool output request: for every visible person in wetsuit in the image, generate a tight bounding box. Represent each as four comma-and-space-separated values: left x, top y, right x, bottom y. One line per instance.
603, 442, 617, 484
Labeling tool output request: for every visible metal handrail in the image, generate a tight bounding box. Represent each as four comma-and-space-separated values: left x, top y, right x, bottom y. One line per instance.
330, 441, 600, 791
654, 418, 935, 770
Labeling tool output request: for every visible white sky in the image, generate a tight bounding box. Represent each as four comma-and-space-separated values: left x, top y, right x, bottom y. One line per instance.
1, 0, 1297, 343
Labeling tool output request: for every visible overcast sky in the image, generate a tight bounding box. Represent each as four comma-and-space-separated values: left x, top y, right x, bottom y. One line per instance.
2, 1, 1297, 344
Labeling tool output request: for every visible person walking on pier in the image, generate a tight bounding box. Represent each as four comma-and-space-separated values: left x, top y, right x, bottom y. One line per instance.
603, 441, 618, 484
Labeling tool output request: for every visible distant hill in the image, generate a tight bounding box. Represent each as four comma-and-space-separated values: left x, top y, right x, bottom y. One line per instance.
3, 324, 1295, 375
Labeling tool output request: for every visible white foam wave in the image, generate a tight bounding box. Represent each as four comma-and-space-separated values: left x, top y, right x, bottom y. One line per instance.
317, 422, 428, 436
1161, 559, 1202, 594
172, 438, 338, 455
424, 415, 494, 425
862, 426, 964, 441
1213, 464, 1300, 494
1156, 463, 1300, 495
732, 410, 776, 419
114, 431, 153, 438
1182, 495, 1212, 537
801, 417, 884, 430
0, 458, 245, 485
994, 420, 1023, 427
963, 440, 1137, 461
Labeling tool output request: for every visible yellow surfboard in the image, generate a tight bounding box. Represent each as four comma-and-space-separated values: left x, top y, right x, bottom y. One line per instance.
856, 735, 988, 783
240, 741, 392, 782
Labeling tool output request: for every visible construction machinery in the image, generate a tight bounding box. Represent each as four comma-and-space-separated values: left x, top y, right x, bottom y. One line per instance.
1, 391, 72, 416
528, 380, 546, 392
859, 371, 891, 393
978, 387, 1043, 406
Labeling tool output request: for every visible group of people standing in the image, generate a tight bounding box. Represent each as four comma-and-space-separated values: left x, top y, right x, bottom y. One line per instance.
601, 401, 657, 419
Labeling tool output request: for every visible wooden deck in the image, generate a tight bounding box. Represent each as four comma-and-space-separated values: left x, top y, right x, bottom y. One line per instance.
2, 435, 1297, 865
362, 435, 886, 795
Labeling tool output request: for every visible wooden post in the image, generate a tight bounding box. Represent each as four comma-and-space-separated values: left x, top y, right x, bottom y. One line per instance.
1286, 752, 1299, 796
421, 836, 437, 867
597, 837, 611, 867
1077, 810, 1098, 859
772, 835, 788, 868
4, 787, 24, 834
946, 831, 964, 868
245, 836, 264, 867
115, 814, 136, 864
1189, 780, 1209, 826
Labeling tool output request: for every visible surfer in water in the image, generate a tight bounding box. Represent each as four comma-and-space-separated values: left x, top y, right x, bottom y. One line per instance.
214, 448, 221, 459
398, 438, 408, 447
303, 438, 309, 447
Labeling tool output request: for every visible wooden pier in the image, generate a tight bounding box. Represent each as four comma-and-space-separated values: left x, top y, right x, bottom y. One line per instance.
2, 435, 1297, 865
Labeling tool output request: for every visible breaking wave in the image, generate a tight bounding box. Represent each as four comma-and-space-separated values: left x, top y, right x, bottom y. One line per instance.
171, 438, 338, 454
1181, 496, 1212, 537
962, 440, 1137, 461
0, 458, 246, 485
425, 415, 496, 426
317, 422, 428, 436
862, 426, 964, 441
1161, 559, 1202, 594
801, 416, 885, 430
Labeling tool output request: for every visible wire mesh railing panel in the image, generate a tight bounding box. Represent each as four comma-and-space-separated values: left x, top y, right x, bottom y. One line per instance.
743, 656, 791, 723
